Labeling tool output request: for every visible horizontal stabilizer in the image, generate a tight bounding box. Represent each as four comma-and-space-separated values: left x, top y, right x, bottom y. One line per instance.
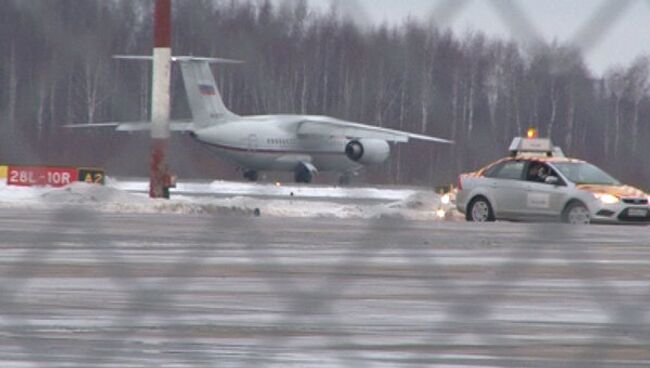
113, 55, 244, 64
63, 121, 195, 132
173, 56, 244, 64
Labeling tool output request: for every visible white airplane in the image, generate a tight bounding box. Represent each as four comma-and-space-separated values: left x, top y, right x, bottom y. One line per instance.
67, 56, 453, 184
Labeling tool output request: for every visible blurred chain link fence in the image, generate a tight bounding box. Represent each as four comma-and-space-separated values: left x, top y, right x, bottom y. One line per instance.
1, 0, 649, 366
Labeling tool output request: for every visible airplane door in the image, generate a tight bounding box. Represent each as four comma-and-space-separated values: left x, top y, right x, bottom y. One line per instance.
247, 134, 258, 153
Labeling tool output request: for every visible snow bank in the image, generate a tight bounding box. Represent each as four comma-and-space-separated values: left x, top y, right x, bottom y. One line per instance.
0, 180, 456, 220
113, 178, 417, 201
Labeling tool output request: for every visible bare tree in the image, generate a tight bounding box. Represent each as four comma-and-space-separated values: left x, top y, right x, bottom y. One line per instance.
606, 68, 625, 158
625, 57, 649, 153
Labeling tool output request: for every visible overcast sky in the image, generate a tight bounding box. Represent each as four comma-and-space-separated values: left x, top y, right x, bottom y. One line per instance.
303, 0, 650, 76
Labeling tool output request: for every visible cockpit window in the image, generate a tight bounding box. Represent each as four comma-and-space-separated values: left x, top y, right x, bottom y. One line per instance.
553, 162, 620, 185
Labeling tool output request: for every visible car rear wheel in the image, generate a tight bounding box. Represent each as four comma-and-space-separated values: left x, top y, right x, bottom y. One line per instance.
563, 201, 590, 224
467, 197, 495, 222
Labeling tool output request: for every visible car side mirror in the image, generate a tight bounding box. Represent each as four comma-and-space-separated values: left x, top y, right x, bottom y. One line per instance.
545, 176, 560, 185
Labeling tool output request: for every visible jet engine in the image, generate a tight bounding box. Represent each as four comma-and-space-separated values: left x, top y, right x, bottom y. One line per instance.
345, 139, 390, 165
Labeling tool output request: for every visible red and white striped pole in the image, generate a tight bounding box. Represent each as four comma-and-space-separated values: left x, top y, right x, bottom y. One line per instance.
150, 0, 172, 198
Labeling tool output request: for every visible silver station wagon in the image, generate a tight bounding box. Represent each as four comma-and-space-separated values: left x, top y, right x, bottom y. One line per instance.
456, 137, 650, 224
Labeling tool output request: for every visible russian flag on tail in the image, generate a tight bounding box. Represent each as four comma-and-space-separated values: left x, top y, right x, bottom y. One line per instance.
199, 84, 216, 96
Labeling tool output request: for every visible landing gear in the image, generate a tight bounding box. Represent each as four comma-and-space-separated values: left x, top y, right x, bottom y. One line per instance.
294, 164, 314, 184
294, 168, 313, 183
338, 172, 356, 186
243, 169, 258, 182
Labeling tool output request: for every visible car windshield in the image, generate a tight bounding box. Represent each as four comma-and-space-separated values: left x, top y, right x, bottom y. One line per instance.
552, 162, 620, 186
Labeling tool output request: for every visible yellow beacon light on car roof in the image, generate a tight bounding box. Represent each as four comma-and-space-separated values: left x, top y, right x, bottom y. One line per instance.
509, 129, 553, 158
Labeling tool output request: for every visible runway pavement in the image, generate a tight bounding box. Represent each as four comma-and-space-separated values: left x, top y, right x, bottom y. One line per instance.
0, 207, 648, 367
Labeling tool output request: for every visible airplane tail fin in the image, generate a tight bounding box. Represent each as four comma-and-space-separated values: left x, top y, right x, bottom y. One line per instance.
178, 59, 239, 128
114, 55, 242, 129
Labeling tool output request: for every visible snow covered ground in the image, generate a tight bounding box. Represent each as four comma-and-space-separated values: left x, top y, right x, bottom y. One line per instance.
114, 178, 420, 201
0, 179, 456, 221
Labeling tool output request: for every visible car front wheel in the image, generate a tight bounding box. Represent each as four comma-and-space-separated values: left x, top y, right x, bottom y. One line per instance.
562, 201, 590, 224
467, 197, 495, 222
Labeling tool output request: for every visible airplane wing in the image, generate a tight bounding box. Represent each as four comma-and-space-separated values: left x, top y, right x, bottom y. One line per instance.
295, 117, 453, 144
63, 121, 195, 132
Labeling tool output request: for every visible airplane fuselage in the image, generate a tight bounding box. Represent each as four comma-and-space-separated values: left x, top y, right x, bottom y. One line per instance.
191, 115, 363, 173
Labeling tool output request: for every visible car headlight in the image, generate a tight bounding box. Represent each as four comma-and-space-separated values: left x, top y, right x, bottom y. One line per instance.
594, 193, 619, 204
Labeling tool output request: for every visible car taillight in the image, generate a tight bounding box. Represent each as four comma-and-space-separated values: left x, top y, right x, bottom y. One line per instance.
457, 175, 463, 190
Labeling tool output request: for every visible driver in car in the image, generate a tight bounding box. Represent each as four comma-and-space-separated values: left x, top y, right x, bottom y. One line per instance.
528, 164, 548, 183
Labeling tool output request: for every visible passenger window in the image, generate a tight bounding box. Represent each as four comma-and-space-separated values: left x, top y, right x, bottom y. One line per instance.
483, 163, 503, 178
493, 161, 525, 180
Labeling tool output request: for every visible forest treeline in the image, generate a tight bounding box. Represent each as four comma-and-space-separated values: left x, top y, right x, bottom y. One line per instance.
0, 0, 648, 187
